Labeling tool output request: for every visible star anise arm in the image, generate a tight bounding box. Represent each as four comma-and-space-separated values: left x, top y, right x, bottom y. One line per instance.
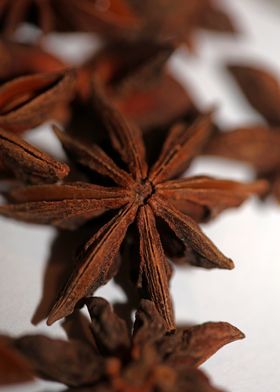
0, 183, 130, 229
0, 337, 34, 386
91, 84, 148, 180
137, 205, 175, 331
0, 70, 75, 132
149, 195, 234, 269
13, 335, 104, 387
205, 126, 280, 174
164, 322, 245, 368
54, 126, 135, 188
149, 113, 213, 184
156, 176, 267, 221
86, 297, 130, 355
0, 128, 69, 184
228, 64, 280, 125
47, 203, 138, 325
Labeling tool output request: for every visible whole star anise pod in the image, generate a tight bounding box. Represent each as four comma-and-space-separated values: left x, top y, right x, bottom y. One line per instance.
78, 40, 198, 133
0, 298, 244, 392
0, 0, 139, 37
0, 86, 266, 329
0, 69, 75, 184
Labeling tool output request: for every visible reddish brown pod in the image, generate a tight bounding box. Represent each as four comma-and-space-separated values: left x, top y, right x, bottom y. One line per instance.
0, 298, 244, 391
0, 87, 267, 328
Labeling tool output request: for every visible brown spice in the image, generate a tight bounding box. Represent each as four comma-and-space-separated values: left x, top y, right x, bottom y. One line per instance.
1, 298, 244, 391
205, 126, 280, 201
0, 87, 267, 329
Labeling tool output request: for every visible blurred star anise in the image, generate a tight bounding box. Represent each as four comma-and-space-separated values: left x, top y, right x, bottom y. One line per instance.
0, 298, 244, 391
0, 86, 266, 329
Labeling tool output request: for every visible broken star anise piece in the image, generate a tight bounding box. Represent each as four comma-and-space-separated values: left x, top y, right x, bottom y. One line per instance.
2, 298, 244, 391
0, 87, 266, 330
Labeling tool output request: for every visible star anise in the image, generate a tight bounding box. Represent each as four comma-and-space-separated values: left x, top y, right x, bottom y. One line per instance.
0, 70, 75, 183
0, 86, 266, 329
0, 298, 244, 391
78, 40, 198, 132
0, 0, 139, 37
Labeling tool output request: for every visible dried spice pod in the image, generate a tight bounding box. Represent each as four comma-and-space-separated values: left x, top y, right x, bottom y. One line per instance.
228, 64, 280, 125
1, 298, 244, 391
80, 40, 198, 132
205, 126, 280, 201
0, 39, 66, 81
0, 70, 76, 133
0, 87, 267, 328
0, 0, 139, 37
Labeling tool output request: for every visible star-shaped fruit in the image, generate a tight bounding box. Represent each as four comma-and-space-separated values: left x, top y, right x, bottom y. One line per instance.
0, 298, 244, 392
0, 86, 266, 330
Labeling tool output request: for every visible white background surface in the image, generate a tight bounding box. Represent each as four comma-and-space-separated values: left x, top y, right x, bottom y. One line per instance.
1, 0, 280, 391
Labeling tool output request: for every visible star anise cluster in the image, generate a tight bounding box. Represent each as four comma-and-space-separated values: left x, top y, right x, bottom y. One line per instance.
0, 2, 274, 391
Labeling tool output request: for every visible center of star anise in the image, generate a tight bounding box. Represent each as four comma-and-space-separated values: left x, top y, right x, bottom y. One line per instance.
135, 179, 155, 205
